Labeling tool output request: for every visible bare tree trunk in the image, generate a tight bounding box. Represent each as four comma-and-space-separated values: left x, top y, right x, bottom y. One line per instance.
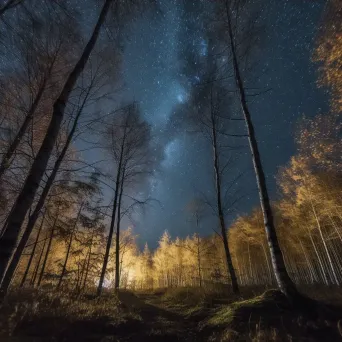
328, 212, 342, 245
97, 187, 119, 295
0, 0, 113, 286
197, 240, 202, 287
37, 214, 58, 287
299, 239, 318, 284
261, 241, 273, 285
224, 0, 298, 299
114, 171, 125, 290
76, 250, 88, 293
211, 108, 239, 294
306, 225, 329, 285
247, 241, 253, 283
311, 202, 339, 285
57, 202, 83, 290
0, 92, 89, 294
98, 110, 129, 296
20, 210, 46, 287
82, 239, 93, 292
97, 167, 123, 295
31, 235, 46, 286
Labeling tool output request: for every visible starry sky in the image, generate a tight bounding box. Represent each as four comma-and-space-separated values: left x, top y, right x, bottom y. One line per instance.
0, 0, 329, 249
113, 0, 328, 249
66, 0, 329, 250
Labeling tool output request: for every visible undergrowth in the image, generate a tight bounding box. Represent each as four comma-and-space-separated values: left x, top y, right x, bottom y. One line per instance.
202, 290, 342, 341
0, 288, 139, 339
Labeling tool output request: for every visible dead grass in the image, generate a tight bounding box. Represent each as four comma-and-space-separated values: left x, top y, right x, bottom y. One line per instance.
0, 288, 140, 340
2, 286, 342, 341
201, 289, 342, 341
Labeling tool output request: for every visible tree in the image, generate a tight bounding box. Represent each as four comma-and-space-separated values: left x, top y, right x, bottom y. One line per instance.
0, 9, 78, 180
97, 103, 152, 294
213, 0, 299, 299
0, 0, 157, 290
0, 58, 111, 293
0, 0, 115, 287
19, 208, 47, 287
313, 0, 342, 113
188, 74, 241, 293
296, 113, 342, 173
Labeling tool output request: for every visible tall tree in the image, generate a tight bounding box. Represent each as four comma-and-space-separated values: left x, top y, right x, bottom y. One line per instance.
216, 0, 299, 298
0, 56, 112, 294
0, 10, 77, 180
19, 208, 46, 287
0, 0, 157, 289
97, 103, 152, 294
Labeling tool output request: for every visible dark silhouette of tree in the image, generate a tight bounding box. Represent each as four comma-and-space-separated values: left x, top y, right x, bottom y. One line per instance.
0, 0, 114, 286
97, 103, 152, 294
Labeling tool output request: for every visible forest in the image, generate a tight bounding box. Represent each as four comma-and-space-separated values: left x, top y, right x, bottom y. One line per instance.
0, 0, 341, 341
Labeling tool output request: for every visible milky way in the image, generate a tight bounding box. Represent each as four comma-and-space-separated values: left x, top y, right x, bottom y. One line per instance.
115, 0, 328, 248
0, 0, 330, 248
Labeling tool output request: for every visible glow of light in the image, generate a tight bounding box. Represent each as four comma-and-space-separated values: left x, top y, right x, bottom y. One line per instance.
127, 268, 136, 285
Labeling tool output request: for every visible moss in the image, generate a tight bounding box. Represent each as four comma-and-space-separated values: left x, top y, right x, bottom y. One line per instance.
204, 290, 290, 327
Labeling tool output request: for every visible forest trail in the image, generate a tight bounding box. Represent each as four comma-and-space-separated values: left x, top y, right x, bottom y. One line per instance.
116, 291, 204, 341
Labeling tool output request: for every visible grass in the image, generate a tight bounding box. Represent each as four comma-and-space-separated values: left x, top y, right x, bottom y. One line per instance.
155, 287, 342, 341
2, 286, 342, 341
201, 289, 342, 341
0, 288, 141, 340
204, 290, 286, 327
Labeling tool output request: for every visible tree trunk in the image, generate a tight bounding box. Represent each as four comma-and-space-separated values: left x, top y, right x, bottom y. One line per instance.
57, 202, 83, 290
0, 91, 89, 293
299, 239, 318, 284
97, 169, 123, 295
311, 201, 339, 285
30, 235, 47, 286
211, 106, 239, 294
37, 214, 58, 287
114, 171, 125, 290
0, 0, 113, 286
224, 1, 298, 299
82, 240, 93, 292
261, 241, 274, 285
20, 210, 46, 287
76, 250, 88, 293
98, 110, 128, 296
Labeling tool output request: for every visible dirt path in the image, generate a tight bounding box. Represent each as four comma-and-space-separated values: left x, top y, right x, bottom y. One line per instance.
115, 291, 205, 341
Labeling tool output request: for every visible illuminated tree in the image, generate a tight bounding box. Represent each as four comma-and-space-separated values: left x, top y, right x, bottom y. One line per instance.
313, 0, 342, 113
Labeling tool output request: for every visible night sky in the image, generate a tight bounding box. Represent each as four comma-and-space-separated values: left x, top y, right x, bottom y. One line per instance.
83, 0, 329, 249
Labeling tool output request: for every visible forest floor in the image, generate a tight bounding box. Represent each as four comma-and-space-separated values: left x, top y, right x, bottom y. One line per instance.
1, 286, 342, 341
